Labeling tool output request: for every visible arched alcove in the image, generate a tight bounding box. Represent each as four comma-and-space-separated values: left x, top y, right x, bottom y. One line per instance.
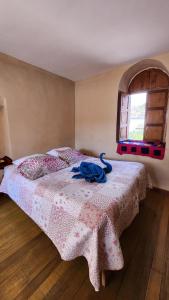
116, 59, 169, 159
119, 59, 169, 92
0, 97, 11, 157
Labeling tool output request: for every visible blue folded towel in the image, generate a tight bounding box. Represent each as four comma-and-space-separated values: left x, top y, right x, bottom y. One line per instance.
71, 153, 112, 183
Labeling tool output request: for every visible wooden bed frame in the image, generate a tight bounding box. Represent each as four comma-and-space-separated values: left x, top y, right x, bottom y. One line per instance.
101, 271, 106, 288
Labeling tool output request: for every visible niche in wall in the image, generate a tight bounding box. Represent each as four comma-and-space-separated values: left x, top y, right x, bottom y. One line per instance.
0, 97, 11, 157
116, 59, 169, 159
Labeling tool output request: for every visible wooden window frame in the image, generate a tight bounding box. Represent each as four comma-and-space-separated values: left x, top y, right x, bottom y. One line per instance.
117, 88, 168, 143
116, 91, 123, 142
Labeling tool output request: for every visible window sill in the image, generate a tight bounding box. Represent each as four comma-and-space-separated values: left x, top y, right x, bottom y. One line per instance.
117, 140, 165, 160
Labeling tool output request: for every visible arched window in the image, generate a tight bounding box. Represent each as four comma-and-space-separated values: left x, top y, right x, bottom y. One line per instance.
117, 68, 169, 142
117, 68, 169, 159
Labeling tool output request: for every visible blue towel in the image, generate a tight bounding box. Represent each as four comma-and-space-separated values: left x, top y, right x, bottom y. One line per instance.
71, 153, 112, 183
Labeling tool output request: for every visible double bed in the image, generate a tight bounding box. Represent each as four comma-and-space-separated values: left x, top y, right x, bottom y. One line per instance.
0, 155, 150, 291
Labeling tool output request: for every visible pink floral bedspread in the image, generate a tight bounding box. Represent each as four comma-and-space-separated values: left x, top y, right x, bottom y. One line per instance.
0, 157, 150, 291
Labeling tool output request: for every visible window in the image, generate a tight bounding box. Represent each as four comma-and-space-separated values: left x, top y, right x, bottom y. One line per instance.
128, 92, 146, 140
117, 68, 169, 143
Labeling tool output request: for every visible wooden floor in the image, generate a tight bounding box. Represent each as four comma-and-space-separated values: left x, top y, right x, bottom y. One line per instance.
0, 189, 169, 300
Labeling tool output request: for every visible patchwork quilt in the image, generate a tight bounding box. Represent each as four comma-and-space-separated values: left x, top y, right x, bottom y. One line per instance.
0, 157, 150, 290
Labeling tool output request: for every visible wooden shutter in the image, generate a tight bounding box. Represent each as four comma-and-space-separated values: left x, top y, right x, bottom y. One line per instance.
129, 68, 169, 93
150, 69, 169, 89
144, 90, 168, 141
129, 69, 150, 93
119, 93, 130, 140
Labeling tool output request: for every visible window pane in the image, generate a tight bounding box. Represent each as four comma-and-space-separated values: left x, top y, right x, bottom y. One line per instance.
128, 92, 147, 140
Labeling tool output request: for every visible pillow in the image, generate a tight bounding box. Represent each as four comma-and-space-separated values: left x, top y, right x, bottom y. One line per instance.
17, 154, 68, 180
13, 154, 43, 166
46, 147, 71, 157
57, 148, 86, 165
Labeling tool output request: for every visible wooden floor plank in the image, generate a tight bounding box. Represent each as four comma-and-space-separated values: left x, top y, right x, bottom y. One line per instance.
29, 261, 76, 300
0, 232, 59, 299
160, 258, 169, 300
15, 257, 60, 300
0, 189, 169, 300
159, 194, 169, 300
146, 269, 162, 300
145, 196, 169, 300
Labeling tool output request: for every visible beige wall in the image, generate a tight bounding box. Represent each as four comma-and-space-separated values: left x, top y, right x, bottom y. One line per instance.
0, 53, 75, 159
75, 52, 169, 191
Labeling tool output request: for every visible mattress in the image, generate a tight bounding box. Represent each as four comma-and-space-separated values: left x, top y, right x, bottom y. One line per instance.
0, 156, 150, 290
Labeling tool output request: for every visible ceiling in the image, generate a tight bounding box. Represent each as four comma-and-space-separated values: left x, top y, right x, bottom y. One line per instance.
0, 0, 169, 81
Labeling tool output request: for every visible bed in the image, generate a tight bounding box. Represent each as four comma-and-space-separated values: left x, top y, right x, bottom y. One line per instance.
0, 156, 150, 291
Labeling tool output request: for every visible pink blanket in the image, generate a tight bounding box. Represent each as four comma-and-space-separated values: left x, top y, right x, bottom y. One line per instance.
0, 157, 149, 290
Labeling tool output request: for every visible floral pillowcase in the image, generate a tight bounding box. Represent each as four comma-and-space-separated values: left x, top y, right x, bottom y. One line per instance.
17, 155, 68, 180
57, 148, 86, 165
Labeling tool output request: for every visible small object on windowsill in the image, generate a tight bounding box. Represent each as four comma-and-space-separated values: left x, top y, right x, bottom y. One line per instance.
0, 156, 13, 169
116, 140, 165, 160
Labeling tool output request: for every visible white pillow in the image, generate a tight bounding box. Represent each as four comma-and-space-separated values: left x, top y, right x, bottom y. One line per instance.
46, 147, 71, 157
13, 154, 43, 166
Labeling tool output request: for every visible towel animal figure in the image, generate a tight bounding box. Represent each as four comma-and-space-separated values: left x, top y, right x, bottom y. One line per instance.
71, 153, 112, 183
